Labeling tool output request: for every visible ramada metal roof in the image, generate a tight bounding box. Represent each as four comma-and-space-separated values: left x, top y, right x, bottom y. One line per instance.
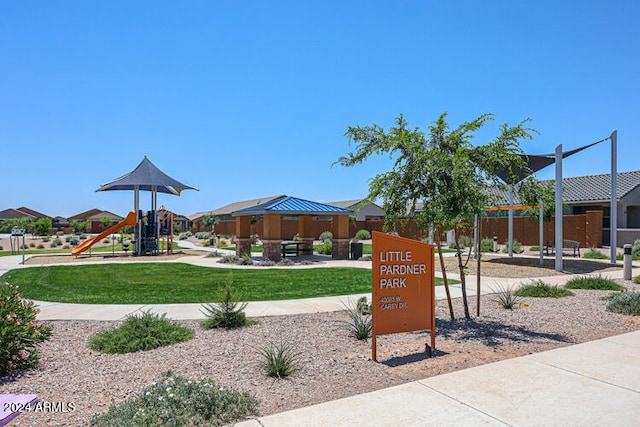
232, 196, 353, 216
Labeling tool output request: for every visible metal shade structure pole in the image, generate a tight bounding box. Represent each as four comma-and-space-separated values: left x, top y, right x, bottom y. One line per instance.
508, 185, 514, 257
610, 130, 618, 264
555, 144, 563, 272
539, 200, 544, 266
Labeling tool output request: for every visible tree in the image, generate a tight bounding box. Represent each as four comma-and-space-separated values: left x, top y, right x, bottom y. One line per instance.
32, 217, 52, 237
203, 214, 220, 245
71, 220, 88, 235
336, 112, 535, 320
100, 217, 113, 231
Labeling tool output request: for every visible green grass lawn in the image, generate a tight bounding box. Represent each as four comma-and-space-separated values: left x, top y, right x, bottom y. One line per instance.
0, 263, 453, 304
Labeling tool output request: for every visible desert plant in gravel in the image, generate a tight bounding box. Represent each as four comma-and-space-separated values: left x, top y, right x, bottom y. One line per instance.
0, 283, 52, 376
565, 275, 624, 291
494, 285, 521, 309
88, 311, 194, 354
257, 341, 302, 378
200, 275, 254, 329
515, 280, 575, 298
606, 292, 640, 315
91, 371, 258, 427
583, 247, 608, 259
343, 298, 372, 340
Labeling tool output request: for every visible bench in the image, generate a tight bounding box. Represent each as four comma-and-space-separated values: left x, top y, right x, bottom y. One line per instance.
545, 240, 581, 257
281, 241, 303, 257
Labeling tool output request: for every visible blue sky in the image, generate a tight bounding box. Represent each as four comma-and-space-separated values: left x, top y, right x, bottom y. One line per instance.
2, 1, 638, 218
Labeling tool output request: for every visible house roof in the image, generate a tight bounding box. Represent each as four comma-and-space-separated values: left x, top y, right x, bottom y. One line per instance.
96, 156, 199, 195
188, 195, 286, 221
68, 208, 123, 221
0, 208, 35, 220
326, 199, 366, 209
232, 196, 353, 216
16, 207, 51, 219
490, 170, 640, 206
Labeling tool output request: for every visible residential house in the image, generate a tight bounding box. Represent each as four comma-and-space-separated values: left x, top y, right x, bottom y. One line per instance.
68, 209, 125, 233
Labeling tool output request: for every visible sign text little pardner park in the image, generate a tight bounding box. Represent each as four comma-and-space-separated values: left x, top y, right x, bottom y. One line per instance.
371, 231, 435, 361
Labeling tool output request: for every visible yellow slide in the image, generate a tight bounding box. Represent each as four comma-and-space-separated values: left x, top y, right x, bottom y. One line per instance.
72, 211, 138, 255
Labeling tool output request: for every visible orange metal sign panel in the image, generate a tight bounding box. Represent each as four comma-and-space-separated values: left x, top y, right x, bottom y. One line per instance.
371, 231, 435, 359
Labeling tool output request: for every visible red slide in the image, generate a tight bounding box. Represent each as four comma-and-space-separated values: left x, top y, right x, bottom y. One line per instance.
72, 211, 137, 255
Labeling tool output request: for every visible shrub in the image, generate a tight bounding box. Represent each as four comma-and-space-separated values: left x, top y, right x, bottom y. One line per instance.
201, 239, 212, 247
0, 283, 52, 376
238, 253, 254, 265
91, 371, 258, 426
219, 239, 229, 248
343, 297, 372, 340
292, 233, 301, 241
218, 254, 241, 264
565, 275, 624, 291
42, 236, 50, 242
502, 239, 523, 254
29, 242, 36, 248
69, 237, 79, 245
0, 245, 3, 251
494, 285, 521, 309
634, 276, 640, 284
319, 231, 333, 243
316, 242, 332, 255
277, 258, 293, 266
88, 311, 194, 354
195, 231, 211, 240
36, 244, 45, 249
79, 234, 87, 239
257, 341, 301, 378
54, 237, 63, 245
62, 244, 70, 250
451, 235, 473, 249
354, 229, 371, 241
606, 292, 640, 315
583, 247, 608, 259
480, 238, 494, 253
49, 241, 57, 248
65, 235, 72, 242
257, 259, 276, 266
529, 245, 540, 251
102, 239, 110, 244
200, 276, 254, 329
515, 280, 574, 298
633, 240, 640, 257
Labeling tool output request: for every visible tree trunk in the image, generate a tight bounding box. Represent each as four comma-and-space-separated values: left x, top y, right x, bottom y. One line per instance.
454, 226, 471, 319
435, 226, 455, 320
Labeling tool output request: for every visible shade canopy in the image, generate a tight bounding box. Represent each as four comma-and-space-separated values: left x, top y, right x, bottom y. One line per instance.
96, 156, 199, 195
496, 139, 606, 184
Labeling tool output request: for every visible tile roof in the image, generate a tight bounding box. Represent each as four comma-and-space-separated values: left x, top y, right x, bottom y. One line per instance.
489, 170, 640, 206
232, 196, 353, 216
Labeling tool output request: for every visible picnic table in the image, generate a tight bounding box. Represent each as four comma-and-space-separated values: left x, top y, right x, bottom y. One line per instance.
281, 241, 303, 257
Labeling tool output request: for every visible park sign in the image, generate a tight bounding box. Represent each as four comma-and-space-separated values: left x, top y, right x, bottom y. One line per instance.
371, 231, 435, 361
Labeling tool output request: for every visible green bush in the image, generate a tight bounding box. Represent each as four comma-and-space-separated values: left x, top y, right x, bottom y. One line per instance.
0, 245, 3, 251
88, 311, 194, 354
42, 236, 50, 242
583, 247, 608, 259
354, 229, 371, 241
53, 237, 62, 246
201, 276, 254, 329
565, 275, 624, 291
91, 371, 258, 427
515, 280, 574, 298
195, 231, 211, 240
218, 254, 241, 264
633, 240, 640, 257
257, 341, 301, 378
480, 238, 494, 253
529, 245, 540, 251
0, 283, 52, 376
634, 276, 640, 284
319, 231, 333, 243
502, 239, 523, 254
36, 244, 45, 249
606, 292, 640, 315
316, 242, 332, 255
277, 258, 294, 266
451, 235, 473, 249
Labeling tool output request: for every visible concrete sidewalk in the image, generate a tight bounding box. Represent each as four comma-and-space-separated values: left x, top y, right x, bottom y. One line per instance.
235, 330, 640, 426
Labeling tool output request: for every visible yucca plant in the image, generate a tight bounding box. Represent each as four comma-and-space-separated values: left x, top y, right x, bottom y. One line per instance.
343, 298, 372, 340
494, 285, 519, 309
257, 341, 301, 378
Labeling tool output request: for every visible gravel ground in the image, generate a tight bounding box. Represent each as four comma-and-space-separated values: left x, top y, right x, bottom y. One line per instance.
2, 276, 640, 426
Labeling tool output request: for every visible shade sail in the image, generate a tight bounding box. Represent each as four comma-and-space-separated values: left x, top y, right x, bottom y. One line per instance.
96, 156, 199, 195
496, 139, 607, 184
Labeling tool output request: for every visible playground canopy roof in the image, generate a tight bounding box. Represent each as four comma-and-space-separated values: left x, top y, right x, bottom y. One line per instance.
96, 156, 199, 195
232, 196, 353, 217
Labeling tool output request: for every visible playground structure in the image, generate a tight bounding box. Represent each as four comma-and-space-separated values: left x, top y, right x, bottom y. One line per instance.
72, 208, 176, 256
72, 156, 196, 257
